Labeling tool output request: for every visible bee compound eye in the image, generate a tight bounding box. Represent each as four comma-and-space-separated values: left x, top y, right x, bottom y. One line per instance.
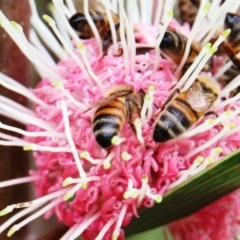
69, 12, 86, 30
159, 31, 174, 49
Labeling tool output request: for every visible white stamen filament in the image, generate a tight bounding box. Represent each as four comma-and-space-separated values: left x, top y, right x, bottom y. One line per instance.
51, 0, 103, 91
52, 81, 87, 110
181, 45, 218, 92
0, 12, 58, 80
80, 151, 103, 165
190, 157, 215, 176
217, 93, 240, 110
61, 101, 87, 180
28, 0, 66, 59
60, 224, 79, 240
0, 95, 35, 116
168, 156, 204, 189
0, 102, 55, 132
118, 0, 130, 76
174, 43, 211, 91
112, 204, 128, 240
0, 122, 65, 138
0, 132, 29, 143
7, 199, 62, 237
179, 109, 239, 139
0, 203, 43, 234
214, 60, 234, 80
63, 182, 82, 201
221, 74, 240, 96
0, 188, 68, 216
62, 176, 101, 187
0, 175, 40, 188
65, 0, 76, 15
30, 29, 56, 68
48, 3, 72, 47
0, 73, 48, 108
43, 15, 94, 84
134, 118, 144, 145
95, 218, 115, 240
103, 152, 115, 169
175, 0, 210, 76
23, 144, 72, 153
125, 0, 136, 62
145, 186, 162, 203
197, 0, 234, 43
83, 0, 102, 51
137, 175, 148, 208
68, 212, 101, 240
153, 0, 164, 27
104, 0, 118, 53
154, 9, 173, 71
184, 124, 235, 160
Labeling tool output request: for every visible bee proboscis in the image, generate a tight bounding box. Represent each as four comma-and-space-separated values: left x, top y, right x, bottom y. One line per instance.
153, 76, 220, 142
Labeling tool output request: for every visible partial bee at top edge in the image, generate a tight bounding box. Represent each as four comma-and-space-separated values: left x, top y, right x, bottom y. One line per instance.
69, 0, 121, 54
87, 85, 145, 149
159, 26, 202, 76
216, 12, 240, 98
178, 0, 200, 26
153, 75, 220, 142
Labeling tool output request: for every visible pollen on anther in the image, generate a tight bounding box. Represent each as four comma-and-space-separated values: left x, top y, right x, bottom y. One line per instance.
121, 151, 132, 161
62, 177, 73, 187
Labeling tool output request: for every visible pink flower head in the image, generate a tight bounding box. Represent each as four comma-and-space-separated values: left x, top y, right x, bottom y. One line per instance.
1, 0, 240, 240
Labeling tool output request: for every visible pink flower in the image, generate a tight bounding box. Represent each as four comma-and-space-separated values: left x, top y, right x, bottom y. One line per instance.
0, 0, 240, 240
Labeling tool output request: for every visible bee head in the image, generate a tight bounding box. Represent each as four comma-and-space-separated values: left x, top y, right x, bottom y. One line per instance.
69, 12, 86, 31
225, 12, 240, 30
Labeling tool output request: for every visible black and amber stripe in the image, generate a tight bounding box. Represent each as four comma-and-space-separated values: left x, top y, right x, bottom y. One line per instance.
159, 27, 200, 67
93, 99, 125, 149
153, 98, 199, 142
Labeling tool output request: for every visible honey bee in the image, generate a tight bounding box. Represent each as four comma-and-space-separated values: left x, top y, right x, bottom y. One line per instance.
178, 0, 200, 26
69, 0, 120, 53
153, 76, 220, 142
91, 85, 144, 149
159, 26, 202, 74
222, 12, 240, 70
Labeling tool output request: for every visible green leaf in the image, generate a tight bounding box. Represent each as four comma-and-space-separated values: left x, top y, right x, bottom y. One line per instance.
125, 149, 240, 236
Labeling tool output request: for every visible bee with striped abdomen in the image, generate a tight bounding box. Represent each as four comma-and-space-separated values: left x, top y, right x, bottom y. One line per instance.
178, 0, 200, 26
92, 85, 144, 149
159, 26, 201, 74
69, 0, 120, 53
153, 76, 220, 142
222, 12, 240, 70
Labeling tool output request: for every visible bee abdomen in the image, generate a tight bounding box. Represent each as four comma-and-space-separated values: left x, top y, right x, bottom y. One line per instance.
153, 105, 193, 142
93, 112, 123, 149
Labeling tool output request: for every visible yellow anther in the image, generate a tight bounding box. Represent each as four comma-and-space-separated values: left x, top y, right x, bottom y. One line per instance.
121, 151, 132, 161
43, 15, 55, 26
154, 194, 163, 203
23, 144, 33, 151
62, 177, 73, 187
51, 81, 62, 87
222, 28, 231, 37
80, 151, 90, 159
195, 156, 204, 164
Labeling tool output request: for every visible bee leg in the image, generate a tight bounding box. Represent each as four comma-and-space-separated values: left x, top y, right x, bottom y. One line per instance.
204, 111, 219, 118
222, 42, 240, 70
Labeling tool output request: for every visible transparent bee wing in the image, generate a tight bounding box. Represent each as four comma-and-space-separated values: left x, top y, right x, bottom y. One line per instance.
186, 81, 217, 112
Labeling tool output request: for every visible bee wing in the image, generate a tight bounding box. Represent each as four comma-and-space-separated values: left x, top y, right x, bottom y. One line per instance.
186, 81, 217, 112
81, 89, 133, 114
